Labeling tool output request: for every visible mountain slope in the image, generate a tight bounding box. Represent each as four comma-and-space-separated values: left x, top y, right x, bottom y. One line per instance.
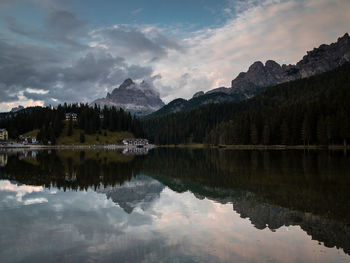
148, 92, 245, 118
91, 79, 164, 117
142, 62, 350, 145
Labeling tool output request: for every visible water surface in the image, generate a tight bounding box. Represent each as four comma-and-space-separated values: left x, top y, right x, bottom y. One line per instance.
0, 149, 349, 262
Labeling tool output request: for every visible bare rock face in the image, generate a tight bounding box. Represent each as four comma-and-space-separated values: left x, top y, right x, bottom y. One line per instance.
91, 79, 164, 116
200, 33, 350, 99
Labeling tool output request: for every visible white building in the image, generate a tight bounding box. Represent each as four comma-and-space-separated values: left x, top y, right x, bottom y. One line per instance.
65, 112, 78, 121
122, 138, 149, 146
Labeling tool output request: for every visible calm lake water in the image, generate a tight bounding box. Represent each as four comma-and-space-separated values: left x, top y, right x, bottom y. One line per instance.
0, 148, 349, 262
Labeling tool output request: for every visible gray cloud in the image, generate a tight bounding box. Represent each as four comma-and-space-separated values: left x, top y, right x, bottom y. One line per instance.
0, 0, 72, 9
0, 39, 154, 106
44, 9, 88, 47
92, 26, 185, 59
5, 9, 87, 48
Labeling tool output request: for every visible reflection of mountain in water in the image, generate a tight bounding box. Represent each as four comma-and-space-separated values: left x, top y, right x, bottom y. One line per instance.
98, 175, 164, 213
1, 148, 350, 255
156, 176, 350, 255
231, 192, 350, 255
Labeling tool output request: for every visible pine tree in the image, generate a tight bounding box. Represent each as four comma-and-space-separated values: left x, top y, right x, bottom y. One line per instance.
301, 115, 311, 146
262, 123, 270, 145
250, 123, 258, 145
80, 132, 85, 143
67, 118, 73, 136
280, 121, 289, 145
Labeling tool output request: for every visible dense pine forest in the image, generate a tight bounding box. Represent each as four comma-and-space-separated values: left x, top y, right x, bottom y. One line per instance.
0, 104, 143, 144
142, 63, 350, 146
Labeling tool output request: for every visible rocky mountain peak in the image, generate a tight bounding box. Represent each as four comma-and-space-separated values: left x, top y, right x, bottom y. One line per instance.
265, 60, 281, 69
91, 79, 164, 116
120, 78, 134, 88
218, 32, 350, 97
249, 61, 264, 71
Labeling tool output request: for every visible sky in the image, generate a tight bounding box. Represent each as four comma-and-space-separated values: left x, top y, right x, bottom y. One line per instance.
0, 0, 349, 112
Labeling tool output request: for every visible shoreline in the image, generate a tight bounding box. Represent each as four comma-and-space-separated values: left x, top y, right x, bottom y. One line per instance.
156, 144, 350, 150
1, 143, 348, 151
0, 144, 154, 150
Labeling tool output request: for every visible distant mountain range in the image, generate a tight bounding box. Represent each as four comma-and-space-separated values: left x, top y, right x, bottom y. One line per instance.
91, 78, 164, 116
150, 33, 350, 117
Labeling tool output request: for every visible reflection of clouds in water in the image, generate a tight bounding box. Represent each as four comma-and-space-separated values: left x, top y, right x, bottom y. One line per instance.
0, 179, 348, 262
23, 197, 48, 205
0, 179, 43, 203
143, 188, 348, 263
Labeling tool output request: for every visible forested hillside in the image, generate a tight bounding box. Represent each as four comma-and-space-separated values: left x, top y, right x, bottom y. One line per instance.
142, 63, 350, 146
0, 104, 144, 144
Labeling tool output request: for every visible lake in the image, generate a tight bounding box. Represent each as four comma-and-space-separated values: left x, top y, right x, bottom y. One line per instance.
0, 148, 349, 262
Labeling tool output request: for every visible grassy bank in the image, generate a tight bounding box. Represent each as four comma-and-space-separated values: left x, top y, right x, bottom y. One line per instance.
22, 124, 133, 145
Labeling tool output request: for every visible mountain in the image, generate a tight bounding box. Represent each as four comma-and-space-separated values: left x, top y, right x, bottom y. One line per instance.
206, 32, 350, 97
142, 62, 350, 145
91, 79, 164, 117
148, 92, 245, 118
151, 33, 350, 118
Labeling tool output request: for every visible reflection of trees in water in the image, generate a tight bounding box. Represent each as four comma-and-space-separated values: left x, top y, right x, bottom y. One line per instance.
144, 148, 350, 223
143, 148, 350, 255
1, 148, 350, 254
0, 150, 145, 191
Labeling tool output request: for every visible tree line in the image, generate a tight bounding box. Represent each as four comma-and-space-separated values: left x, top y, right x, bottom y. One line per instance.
0, 103, 144, 144
142, 63, 350, 146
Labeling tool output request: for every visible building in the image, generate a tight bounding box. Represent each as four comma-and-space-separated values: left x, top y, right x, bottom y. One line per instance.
65, 112, 78, 121
0, 129, 8, 141
122, 138, 149, 146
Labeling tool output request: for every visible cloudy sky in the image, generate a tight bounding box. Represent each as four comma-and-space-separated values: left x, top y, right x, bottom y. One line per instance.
0, 0, 349, 111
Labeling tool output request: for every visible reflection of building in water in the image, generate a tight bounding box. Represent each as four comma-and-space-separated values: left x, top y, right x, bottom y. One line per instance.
123, 147, 149, 155
19, 136, 37, 144
122, 138, 149, 147
0, 153, 8, 167
65, 172, 77, 182
18, 150, 38, 160
0, 129, 8, 141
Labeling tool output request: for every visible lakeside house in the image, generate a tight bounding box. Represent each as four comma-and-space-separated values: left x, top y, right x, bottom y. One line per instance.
65, 112, 78, 121
0, 129, 8, 141
122, 138, 149, 146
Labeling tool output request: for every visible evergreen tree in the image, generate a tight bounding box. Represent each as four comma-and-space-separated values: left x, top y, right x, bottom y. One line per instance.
67, 118, 73, 136
80, 132, 85, 143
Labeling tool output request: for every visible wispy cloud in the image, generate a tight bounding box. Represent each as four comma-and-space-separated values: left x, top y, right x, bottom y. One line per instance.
149, 0, 350, 102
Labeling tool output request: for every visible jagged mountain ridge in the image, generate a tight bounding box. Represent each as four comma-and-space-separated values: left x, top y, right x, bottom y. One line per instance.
150, 33, 350, 118
91, 79, 164, 116
207, 32, 350, 97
